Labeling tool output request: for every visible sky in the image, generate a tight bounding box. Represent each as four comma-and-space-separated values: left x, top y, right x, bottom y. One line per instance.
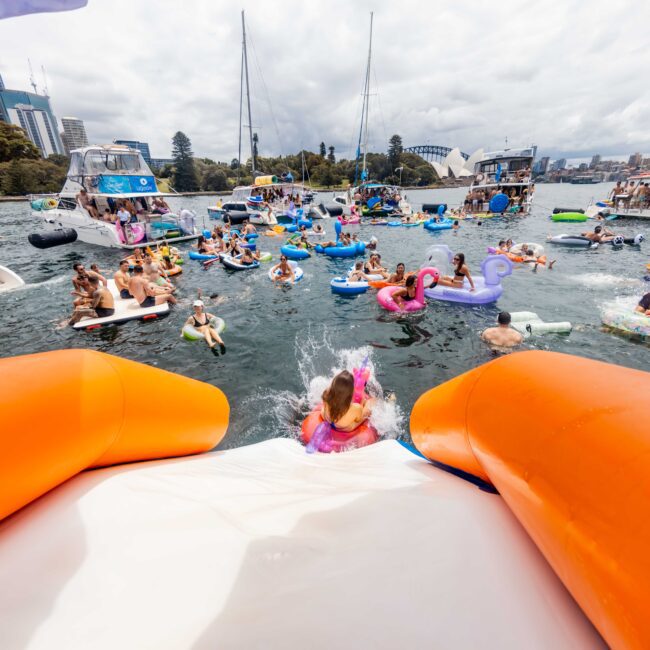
1, 0, 649, 163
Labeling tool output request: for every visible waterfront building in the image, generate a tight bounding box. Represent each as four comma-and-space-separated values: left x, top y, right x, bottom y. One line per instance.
114, 139, 151, 165
61, 116, 88, 153
590, 154, 601, 169
551, 158, 567, 171
628, 152, 642, 167
0, 84, 63, 157
150, 157, 174, 169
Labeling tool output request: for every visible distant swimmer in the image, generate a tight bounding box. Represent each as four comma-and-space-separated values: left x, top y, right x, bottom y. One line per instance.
481, 311, 523, 349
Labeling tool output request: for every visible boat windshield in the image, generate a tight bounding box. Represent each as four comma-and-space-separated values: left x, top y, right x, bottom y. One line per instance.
82, 151, 150, 175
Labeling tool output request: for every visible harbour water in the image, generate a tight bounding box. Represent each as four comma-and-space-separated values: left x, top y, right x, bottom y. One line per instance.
1, 182, 648, 447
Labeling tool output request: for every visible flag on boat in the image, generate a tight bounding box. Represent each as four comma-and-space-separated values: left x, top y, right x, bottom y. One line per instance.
0, 0, 87, 19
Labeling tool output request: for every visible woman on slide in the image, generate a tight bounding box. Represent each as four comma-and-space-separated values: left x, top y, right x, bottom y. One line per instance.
321, 370, 374, 434
436, 253, 475, 291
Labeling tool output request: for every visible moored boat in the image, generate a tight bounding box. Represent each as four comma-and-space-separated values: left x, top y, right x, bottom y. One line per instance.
30, 144, 199, 249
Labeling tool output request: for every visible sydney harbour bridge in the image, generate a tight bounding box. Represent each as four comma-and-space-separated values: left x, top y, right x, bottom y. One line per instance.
404, 145, 469, 163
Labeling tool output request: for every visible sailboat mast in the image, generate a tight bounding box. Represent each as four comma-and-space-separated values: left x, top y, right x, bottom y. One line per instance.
361, 12, 373, 178
237, 46, 244, 185
242, 10, 255, 175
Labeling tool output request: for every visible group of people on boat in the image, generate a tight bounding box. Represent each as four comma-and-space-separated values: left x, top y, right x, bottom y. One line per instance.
608, 180, 650, 209
75, 190, 172, 222
463, 185, 532, 214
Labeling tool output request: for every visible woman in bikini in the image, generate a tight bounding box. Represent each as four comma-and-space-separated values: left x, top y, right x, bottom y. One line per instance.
270, 255, 295, 285
437, 253, 475, 291
321, 370, 374, 434
185, 300, 225, 353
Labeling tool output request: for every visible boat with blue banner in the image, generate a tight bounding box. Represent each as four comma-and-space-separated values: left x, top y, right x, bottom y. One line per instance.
30, 144, 199, 249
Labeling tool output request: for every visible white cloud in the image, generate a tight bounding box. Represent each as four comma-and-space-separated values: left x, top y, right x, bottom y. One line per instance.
0, 0, 648, 161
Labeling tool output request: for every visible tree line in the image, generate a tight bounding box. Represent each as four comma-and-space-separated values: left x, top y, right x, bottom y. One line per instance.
0, 124, 440, 196
166, 131, 439, 192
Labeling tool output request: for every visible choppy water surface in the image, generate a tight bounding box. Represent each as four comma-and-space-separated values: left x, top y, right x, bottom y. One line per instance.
1, 183, 648, 448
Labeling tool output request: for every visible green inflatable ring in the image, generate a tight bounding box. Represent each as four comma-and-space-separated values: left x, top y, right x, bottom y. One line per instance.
181, 316, 226, 341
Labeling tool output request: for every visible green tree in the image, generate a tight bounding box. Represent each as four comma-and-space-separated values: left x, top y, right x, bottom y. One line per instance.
319, 142, 326, 157
0, 157, 67, 195
230, 158, 239, 170
388, 134, 403, 172
202, 167, 228, 191
0, 122, 40, 163
171, 131, 199, 192
327, 146, 336, 164
415, 164, 436, 186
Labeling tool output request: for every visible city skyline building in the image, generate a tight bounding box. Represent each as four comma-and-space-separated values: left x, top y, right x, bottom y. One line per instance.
60, 116, 88, 153
628, 152, 642, 167
0, 84, 63, 157
590, 154, 601, 169
114, 139, 152, 165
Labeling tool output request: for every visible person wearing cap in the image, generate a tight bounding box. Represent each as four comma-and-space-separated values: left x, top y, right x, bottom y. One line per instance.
185, 300, 225, 353
481, 311, 523, 350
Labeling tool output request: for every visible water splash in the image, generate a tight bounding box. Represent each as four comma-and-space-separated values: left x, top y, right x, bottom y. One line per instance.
575, 273, 643, 289
233, 323, 404, 446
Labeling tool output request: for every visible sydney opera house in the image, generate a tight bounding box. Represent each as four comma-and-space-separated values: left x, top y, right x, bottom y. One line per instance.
431, 147, 485, 181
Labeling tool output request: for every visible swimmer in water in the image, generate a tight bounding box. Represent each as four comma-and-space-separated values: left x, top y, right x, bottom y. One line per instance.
481, 311, 523, 350
321, 370, 374, 433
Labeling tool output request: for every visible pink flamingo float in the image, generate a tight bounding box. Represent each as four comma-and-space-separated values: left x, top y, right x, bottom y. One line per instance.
377, 266, 440, 312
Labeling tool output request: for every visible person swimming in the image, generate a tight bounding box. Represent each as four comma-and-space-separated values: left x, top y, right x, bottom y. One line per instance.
481, 311, 523, 350
364, 253, 389, 278
321, 370, 374, 434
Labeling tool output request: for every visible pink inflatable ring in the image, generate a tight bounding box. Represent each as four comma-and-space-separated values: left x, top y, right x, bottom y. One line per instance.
377, 266, 439, 312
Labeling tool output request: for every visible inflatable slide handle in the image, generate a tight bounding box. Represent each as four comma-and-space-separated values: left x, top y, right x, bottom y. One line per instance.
0, 349, 229, 521
352, 356, 370, 404
410, 350, 650, 650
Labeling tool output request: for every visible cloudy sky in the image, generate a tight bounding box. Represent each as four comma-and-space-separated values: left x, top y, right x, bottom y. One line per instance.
1, 0, 649, 162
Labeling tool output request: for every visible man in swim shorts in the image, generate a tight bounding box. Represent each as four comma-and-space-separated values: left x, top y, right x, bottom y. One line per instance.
114, 260, 132, 299
128, 266, 176, 308
88, 276, 115, 318
481, 311, 523, 349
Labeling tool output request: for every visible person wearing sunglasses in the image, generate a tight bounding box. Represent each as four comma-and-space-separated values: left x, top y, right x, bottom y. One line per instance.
435, 253, 475, 291
270, 255, 295, 285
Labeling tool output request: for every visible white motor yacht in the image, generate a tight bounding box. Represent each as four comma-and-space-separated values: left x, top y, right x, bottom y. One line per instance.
30, 144, 199, 249
465, 147, 537, 216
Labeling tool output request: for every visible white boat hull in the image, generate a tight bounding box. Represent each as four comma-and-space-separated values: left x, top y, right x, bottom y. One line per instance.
0, 265, 25, 292
37, 209, 198, 250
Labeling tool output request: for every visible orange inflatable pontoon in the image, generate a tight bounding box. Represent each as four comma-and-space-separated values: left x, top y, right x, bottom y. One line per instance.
410, 350, 650, 650
0, 349, 229, 521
